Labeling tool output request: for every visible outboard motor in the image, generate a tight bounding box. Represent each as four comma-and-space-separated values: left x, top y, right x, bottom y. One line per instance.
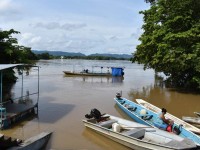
116, 92, 122, 99
173, 124, 183, 135
85, 108, 102, 120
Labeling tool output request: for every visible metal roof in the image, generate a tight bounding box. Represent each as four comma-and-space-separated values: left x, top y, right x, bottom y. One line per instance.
0, 64, 39, 71
0, 64, 24, 71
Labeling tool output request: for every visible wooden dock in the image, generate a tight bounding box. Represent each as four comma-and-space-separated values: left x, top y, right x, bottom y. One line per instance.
0, 102, 38, 129
0, 64, 40, 129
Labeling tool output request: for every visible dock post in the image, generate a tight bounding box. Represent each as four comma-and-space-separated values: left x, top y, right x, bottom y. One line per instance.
0, 71, 2, 125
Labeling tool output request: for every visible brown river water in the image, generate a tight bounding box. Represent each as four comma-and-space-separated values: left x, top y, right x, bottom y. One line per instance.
1, 59, 200, 150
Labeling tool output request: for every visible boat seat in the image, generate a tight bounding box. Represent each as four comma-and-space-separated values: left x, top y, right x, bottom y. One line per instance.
141, 115, 153, 120
120, 101, 125, 105
128, 107, 137, 112
98, 119, 117, 128
122, 128, 145, 139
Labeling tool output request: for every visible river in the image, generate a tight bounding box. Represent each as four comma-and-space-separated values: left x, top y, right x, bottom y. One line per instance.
1, 59, 200, 150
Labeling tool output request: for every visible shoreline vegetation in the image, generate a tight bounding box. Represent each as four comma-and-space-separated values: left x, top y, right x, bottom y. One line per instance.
32, 50, 132, 60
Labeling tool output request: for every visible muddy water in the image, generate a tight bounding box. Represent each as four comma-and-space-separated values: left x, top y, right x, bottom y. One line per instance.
1, 59, 200, 150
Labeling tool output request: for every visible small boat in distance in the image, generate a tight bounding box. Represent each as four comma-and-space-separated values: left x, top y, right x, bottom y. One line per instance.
182, 116, 200, 125
135, 99, 200, 135
194, 112, 200, 117
63, 66, 124, 77
114, 95, 200, 146
83, 112, 197, 150
63, 70, 112, 77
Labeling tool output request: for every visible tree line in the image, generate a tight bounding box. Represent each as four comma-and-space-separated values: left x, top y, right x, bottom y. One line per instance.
38, 54, 130, 60
132, 0, 200, 91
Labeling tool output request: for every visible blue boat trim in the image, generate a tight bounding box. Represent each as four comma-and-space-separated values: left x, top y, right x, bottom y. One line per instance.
114, 97, 200, 146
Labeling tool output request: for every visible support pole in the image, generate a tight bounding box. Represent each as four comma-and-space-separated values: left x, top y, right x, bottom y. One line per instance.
0, 71, 3, 125
0, 71, 2, 105
37, 66, 40, 106
20, 69, 24, 101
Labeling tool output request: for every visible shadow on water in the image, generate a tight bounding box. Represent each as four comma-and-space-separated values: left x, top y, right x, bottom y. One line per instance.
63, 75, 124, 83
36, 96, 75, 123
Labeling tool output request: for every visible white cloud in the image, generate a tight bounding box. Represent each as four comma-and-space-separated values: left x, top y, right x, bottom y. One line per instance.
21, 33, 33, 40
17, 32, 41, 47
30, 36, 41, 44
0, 0, 148, 54
33, 22, 87, 31
0, 0, 12, 10
0, 0, 20, 15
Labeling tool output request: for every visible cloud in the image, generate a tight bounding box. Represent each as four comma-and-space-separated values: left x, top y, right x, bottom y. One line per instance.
33, 22, 87, 31
17, 32, 42, 47
21, 33, 33, 40
61, 23, 87, 30
131, 28, 143, 39
0, 0, 20, 15
30, 36, 41, 44
0, 0, 12, 10
0, 0, 148, 54
109, 36, 119, 41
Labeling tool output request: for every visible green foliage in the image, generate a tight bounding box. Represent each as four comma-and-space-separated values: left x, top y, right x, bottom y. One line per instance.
36, 52, 53, 60
132, 0, 200, 90
36, 53, 129, 60
0, 29, 38, 64
0, 29, 38, 83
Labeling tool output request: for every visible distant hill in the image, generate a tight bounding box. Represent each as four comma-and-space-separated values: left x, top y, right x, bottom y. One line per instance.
32, 50, 85, 57
88, 53, 132, 59
32, 50, 132, 59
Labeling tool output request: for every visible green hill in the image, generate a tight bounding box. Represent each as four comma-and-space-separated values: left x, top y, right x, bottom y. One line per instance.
32, 50, 132, 59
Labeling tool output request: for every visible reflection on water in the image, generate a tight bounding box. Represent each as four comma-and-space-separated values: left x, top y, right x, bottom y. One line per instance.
63, 76, 124, 83
1, 59, 200, 150
128, 83, 200, 118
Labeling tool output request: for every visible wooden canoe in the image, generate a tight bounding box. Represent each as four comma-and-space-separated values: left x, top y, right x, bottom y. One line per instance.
114, 97, 200, 146
63, 71, 112, 77
8, 131, 52, 150
136, 99, 200, 135
182, 116, 200, 125
83, 114, 197, 150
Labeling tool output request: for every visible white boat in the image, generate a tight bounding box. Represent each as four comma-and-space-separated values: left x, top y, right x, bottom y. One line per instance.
8, 131, 52, 150
182, 116, 200, 125
136, 99, 200, 135
83, 114, 197, 150
194, 112, 200, 117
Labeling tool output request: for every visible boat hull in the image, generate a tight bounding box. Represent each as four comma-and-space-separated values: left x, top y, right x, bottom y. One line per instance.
182, 116, 200, 125
83, 114, 197, 150
63, 71, 112, 77
8, 132, 52, 150
114, 98, 200, 146
136, 99, 200, 135
194, 112, 200, 117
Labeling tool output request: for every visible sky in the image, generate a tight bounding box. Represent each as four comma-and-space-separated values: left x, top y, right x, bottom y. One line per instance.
0, 0, 150, 55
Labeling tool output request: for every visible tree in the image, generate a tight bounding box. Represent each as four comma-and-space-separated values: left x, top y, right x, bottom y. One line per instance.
0, 29, 38, 83
0, 29, 38, 64
132, 0, 200, 90
37, 52, 52, 59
